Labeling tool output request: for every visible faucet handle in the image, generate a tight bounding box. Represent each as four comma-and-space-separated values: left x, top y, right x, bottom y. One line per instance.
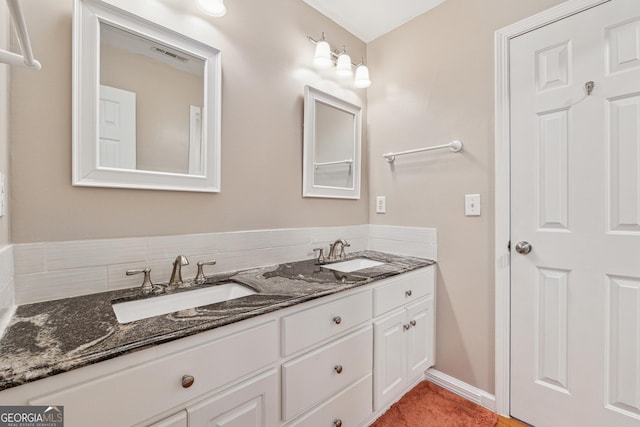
339, 240, 350, 259
194, 260, 217, 284
126, 268, 155, 294
313, 248, 326, 265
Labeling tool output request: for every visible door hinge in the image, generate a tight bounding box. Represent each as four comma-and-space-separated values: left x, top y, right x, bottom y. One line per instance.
507, 240, 511, 252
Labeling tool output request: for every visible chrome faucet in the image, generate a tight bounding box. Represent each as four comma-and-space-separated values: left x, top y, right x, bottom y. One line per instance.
327, 239, 350, 261
169, 255, 189, 287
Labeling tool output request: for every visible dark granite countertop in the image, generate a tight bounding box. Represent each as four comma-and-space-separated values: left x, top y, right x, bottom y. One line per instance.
0, 251, 434, 391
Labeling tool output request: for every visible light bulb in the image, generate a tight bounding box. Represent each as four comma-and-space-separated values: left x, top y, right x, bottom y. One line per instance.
197, 0, 226, 17
336, 52, 352, 77
313, 40, 332, 69
354, 64, 371, 88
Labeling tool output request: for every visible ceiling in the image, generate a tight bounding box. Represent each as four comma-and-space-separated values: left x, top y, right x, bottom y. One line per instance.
302, 0, 446, 43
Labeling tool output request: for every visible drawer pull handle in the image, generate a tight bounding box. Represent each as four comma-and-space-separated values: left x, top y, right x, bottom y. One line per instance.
334, 419, 343, 427
181, 375, 195, 388
410, 320, 417, 327
334, 365, 343, 374
403, 323, 411, 331
333, 316, 342, 325
405, 290, 413, 297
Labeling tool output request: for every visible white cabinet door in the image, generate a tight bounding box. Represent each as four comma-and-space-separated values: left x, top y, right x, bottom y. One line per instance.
373, 309, 407, 411
373, 296, 435, 411
406, 297, 434, 381
187, 370, 278, 427
147, 411, 187, 427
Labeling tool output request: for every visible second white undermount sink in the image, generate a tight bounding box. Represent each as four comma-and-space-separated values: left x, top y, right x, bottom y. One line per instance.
112, 282, 256, 324
322, 258, 385, 273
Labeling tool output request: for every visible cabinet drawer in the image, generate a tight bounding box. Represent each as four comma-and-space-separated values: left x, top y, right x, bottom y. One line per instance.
373, 267, 434, 316
287, 374, 372, 427
282, 290, 372, 356
31, 321, 279, 427
187, 369, 279, 427
282, 326, 372, 421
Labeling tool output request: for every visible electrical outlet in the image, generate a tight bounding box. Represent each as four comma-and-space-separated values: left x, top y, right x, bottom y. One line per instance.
465, 194, 480, 216
376, 196, 386, 214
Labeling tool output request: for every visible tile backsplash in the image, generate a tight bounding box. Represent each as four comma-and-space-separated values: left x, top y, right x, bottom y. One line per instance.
0, 245, 14, 331
10, 225, 436, 305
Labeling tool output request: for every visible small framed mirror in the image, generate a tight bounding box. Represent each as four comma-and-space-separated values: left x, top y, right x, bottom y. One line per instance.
73, 0, 221, 192
302, 86, 362, 199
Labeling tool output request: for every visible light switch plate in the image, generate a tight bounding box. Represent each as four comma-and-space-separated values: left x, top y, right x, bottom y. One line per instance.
465, 194, 480, 216
376, 196, 386, 214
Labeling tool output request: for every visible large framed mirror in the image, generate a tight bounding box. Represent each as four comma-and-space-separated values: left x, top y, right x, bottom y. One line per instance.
302, 86, 362, 199
73, 0, 221, 192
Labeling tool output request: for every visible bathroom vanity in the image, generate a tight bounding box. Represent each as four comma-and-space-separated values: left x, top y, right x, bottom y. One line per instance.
0, 252, 435, 426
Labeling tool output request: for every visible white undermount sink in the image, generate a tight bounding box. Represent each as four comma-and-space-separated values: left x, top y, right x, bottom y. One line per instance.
112, 282, 256, 324
322, 258, 385, 273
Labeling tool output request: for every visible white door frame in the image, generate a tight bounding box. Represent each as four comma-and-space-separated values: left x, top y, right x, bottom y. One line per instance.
493, 0, 610, 416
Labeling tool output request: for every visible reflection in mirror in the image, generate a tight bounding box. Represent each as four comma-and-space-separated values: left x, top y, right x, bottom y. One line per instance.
99, 24, 204, 175
73, 0, 221, 192
303, 86, 361, 199
313, 102, 354, 188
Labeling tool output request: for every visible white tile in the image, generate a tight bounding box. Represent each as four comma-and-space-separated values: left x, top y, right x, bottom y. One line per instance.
369, 238, 437, 260
15, 268, 107, 305
369, 225, 437, 244
146, 233, 218, 260
46, 238, 147, 271
0, 245, 13, 287
219, 230, 272, 253
14, 243, 44, 275
269, 228, 312, 248
0, 278, 14, 309
209, 249, 278, 273
311, 225, 369, 245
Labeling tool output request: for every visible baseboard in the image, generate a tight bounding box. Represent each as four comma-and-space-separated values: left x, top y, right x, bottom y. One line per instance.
424, 368, 496, 412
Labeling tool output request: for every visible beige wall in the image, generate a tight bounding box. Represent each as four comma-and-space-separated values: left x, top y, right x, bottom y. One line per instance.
367, 0, 565, 393
0, 4, 9, 246
10, 0, 368, 243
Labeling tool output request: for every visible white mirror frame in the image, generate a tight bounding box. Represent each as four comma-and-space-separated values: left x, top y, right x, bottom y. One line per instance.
72, 0, 221, 192
302, 86, 362, 199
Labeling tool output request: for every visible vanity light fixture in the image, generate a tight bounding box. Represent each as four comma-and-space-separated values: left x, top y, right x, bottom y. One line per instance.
197, 0, 226, 17
354, 61, 371, 88
335, 47, 352, 77
313, 33, 332, 69
306, 33, 371, 88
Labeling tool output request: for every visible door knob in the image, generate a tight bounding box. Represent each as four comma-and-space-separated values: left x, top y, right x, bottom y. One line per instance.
515, 241, 532, 255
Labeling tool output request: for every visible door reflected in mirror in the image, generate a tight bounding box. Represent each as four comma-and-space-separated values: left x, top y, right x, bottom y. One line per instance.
303, 86, 362, 199
99, 23, 205, 175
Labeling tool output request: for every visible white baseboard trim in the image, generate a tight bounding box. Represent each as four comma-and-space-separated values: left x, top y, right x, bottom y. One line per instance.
425, 368, 496, 412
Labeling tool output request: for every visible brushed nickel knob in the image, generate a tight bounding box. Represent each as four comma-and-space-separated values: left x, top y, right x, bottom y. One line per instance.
410, 320, 417, 327
405, 290, 412, 297
334, 365, 343, 374
334, 419, 343, 427
515, 241, 532, 255
333, 316, 342, 325
181, 375, 195, 388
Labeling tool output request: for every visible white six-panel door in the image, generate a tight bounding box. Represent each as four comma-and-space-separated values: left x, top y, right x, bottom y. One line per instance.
99, 85, 136, 170
510, 0, 640, 426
